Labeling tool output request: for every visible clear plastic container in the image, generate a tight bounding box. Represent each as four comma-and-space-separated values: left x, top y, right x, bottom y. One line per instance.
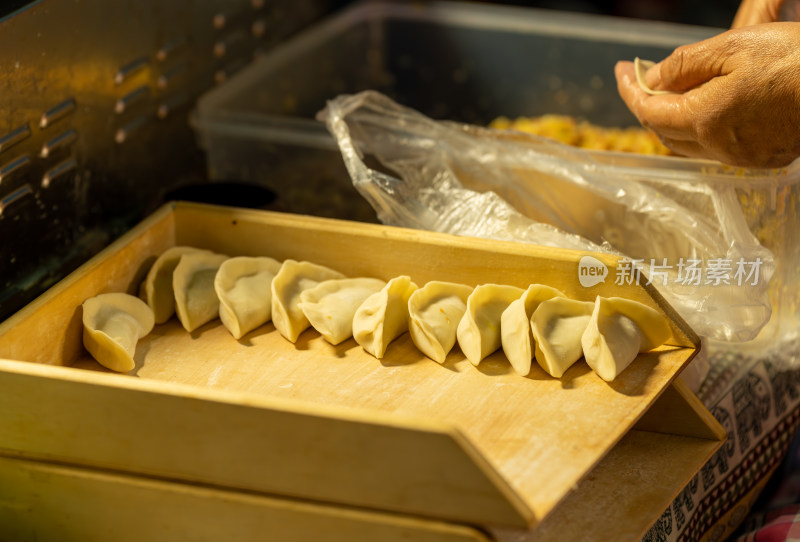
192, 0, 719, 222
192, 1, 800, 354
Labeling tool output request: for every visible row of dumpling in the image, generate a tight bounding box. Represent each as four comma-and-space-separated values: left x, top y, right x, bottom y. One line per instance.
81, 246, 671, 381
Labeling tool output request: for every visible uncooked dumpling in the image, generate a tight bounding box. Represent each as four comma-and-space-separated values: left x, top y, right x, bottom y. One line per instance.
299, 277, 386, 345
215, 256, 282, 339
634, 57, 671, 96
271, 260, 346, 343
173, 251, 229, 332
500, 284, 566, 376
143, 246, 209, 324
531, 297, 594, 378
581, 296, 671, 382
352, 275, 418, 359
457, 284, 524, 366
408, 281, 473, 364
82, 293, 155, 372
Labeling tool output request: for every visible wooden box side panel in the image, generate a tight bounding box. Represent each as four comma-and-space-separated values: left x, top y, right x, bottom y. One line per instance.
0, 361, 532, 528
0, 454, 491, 542
0, 206, 176, 366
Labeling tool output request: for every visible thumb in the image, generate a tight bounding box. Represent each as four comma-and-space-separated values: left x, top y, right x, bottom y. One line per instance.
649, 31, 736, 92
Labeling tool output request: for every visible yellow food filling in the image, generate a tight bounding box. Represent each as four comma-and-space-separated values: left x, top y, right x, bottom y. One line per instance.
490, 114, 672, 155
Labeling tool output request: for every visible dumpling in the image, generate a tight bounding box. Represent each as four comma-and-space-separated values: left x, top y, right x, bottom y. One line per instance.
581, 296, 671, 382
271, 260, 346, 343
531, 297, 594, 378
634, 57, 671, 96
352, 276, 418, 358
500, 284, 566, 376
408, 281, 473, 364
143, 246, 208, 324
298, 277, 386, 345
173, 251, 229, 332
456, 284, 524, 366
352, 276, 418, 359
214, 256, 282, 339
82, 293, 155, 372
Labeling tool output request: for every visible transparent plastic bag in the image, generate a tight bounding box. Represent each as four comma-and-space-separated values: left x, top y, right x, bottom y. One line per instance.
317, 90, 776, 342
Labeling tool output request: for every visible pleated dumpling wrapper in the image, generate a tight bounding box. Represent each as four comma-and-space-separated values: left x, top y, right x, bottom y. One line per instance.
143, 246, 209, 324
500, 284, 566, 376
173, 251, 229, 332
457, 284, 524, 366
82, 293, 155, 372
352, 275, 418, 359
531, 297, 595, 378
214, 256, 282, 339
271, 260, 346, 343
298, 277, 386, 345
408, 281, 473, 364
581, 296, 671, 382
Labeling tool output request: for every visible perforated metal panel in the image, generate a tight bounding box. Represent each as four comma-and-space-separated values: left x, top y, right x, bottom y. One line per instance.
0, 0, 335, 320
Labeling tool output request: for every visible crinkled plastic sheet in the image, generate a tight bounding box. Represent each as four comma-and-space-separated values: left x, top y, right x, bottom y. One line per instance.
317, 90, 776, 343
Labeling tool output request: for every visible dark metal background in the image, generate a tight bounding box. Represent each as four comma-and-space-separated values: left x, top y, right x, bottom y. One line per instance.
0, 0, 334, 321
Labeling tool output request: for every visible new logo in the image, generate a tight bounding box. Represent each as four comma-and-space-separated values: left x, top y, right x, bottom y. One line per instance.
578, 255, 608, 287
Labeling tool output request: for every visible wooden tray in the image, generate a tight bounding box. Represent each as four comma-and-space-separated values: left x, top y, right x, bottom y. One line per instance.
0, 202, 724, 540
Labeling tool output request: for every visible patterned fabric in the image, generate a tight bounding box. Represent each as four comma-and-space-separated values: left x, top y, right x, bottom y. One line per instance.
642, 346, 800, 542
734, 426, 800, 542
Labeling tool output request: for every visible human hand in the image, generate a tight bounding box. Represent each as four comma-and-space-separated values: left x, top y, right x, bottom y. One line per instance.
615, 22, 800, 168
